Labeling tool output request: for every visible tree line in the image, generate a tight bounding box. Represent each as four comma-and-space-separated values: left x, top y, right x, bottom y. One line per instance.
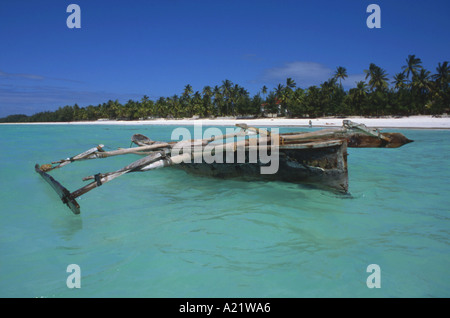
1, 55, 448, 123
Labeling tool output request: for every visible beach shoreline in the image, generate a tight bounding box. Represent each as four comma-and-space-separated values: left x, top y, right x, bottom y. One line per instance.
1, 115, 450, 129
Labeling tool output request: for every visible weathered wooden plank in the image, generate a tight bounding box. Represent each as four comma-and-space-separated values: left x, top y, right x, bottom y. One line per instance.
281, 128, 346, 141
250, 139, 344, 150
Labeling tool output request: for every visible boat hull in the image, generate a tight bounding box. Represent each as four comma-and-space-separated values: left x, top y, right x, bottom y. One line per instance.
176, 139, 348, 193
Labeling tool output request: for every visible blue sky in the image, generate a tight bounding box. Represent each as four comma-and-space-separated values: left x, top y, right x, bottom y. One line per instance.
0, 0, 449, 117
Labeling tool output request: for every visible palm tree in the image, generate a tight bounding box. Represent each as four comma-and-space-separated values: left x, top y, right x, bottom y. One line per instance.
366, 64, 389, 92
364, 63, 377, 81
230, 84, 242, 116
275, 79, 296, 116
261, 85, 268, 101
139, 95, 153, 119
390, 74, 409, 115
234, 85, 250, 115
181, 84, 194, 117
334, 66, 348, 87
275, 84, 285, 112
412, 69, 432, 114
288, 87, 306, 117
402, 55, 423, 79
304, 86, 321, 117
154, 97, 167, 118
356, 81, 369, 96
221, 79, 233, 97
286, 78, 296, 90
429, 61, 449, 114
213, 85, 224, 116
363, 64, 389, 114
275, 84, 285, 97
183, 84, 193, 97
320, 77, 337, 90
190, 91, 203, 116
103, 99, 121, 119
393, 73, 407, 90
320, 78, 344, 115
413, 69, 431, 93
202, 85, 212, 96
350, 81, 369, 115
202, 86, 213, 117
221, 79, 233, 115
432, 61, 449, 90
168, 94, 181, 118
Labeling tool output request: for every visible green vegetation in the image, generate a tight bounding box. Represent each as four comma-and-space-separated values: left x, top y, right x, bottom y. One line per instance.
1, 55, 448, 123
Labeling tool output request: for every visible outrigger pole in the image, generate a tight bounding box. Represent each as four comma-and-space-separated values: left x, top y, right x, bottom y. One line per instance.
35, 126, 261, 214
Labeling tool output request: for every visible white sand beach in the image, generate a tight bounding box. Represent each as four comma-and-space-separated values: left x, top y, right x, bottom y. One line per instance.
2, 115, 450, 129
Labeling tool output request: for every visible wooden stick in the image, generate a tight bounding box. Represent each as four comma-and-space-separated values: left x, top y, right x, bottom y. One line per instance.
38, 126, 276, 213
46, 143, 172, 170
248, 139, 344, 151
70, 152, 165, 199
281, 128, 346, 141
35, 164, 81, 214
72, 135, 275, 199
47, 126, 251, 171
44, 145, 105, 171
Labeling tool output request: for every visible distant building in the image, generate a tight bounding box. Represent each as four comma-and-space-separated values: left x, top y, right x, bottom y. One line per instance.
261, 98, 282, 117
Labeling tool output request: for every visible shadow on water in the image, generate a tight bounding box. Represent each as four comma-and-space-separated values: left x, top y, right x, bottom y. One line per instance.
322, 190, 355, 200
285, 181, 355, 200
51, 215, 83, 242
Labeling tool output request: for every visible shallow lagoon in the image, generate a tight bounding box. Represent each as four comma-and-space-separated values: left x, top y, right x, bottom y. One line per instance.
0, 124, 449, 297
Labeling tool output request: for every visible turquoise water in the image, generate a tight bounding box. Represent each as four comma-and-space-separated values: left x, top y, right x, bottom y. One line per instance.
0, 124, 449, 298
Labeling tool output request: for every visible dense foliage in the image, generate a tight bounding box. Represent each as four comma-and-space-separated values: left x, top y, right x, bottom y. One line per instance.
1, 56, 448, 123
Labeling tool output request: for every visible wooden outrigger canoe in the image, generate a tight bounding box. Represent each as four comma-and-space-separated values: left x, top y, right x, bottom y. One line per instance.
35, 120, 412, 214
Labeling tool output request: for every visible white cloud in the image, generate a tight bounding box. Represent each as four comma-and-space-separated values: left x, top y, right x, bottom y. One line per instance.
263, 61, 332, 87
0, 83, 143, 117
343, 74, 366, 87
0, 70, 45, 80
0, 70, 84, 83
262, 61, 365, 89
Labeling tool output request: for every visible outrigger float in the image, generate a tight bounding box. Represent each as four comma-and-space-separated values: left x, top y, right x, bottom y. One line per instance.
35, 120, 413, 214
